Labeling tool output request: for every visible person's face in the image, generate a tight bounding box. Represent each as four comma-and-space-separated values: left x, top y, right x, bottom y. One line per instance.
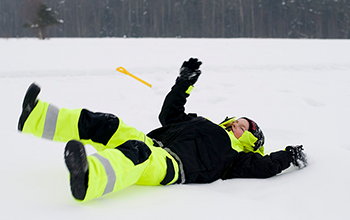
225, 118, 249, 139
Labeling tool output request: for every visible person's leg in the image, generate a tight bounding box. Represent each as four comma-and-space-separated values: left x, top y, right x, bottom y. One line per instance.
19, 84, 179, 200
19, 83, 153, 151
65, 140, 179, 201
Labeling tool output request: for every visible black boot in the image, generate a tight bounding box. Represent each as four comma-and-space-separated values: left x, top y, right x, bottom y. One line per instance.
64, 140, 89, 200
18, 83, 41, 131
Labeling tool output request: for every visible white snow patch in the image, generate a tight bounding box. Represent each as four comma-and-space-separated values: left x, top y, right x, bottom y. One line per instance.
1, 38, 349, 219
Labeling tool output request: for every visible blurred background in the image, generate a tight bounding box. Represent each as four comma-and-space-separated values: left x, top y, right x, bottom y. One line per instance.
1, 0, 350, 39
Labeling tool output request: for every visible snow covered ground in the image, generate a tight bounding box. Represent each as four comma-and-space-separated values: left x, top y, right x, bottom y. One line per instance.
1, 38, 349, 219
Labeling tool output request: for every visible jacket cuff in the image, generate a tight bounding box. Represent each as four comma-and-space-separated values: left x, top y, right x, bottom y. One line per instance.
185, 85, 194, 94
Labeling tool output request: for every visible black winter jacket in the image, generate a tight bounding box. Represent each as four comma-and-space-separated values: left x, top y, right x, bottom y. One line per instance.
147, 79, 292, 184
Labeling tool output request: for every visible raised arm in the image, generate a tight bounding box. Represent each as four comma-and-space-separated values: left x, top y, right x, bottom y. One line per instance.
159, 58, 202, 126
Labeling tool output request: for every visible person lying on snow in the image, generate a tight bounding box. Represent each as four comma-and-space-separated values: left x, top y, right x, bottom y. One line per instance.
18, 58, 307, 202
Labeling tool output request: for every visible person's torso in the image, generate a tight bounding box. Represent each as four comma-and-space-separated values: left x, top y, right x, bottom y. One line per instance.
147, 117, 239, 183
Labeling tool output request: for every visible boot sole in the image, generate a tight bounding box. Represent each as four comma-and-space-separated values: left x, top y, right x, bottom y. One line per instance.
22, 83, 41, 109
64, 140, 88, 200
18, 83, 41, 131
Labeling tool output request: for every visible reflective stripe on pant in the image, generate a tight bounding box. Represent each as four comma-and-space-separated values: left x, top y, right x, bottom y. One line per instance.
84, 140, 178, 201
22, 100, 81, 142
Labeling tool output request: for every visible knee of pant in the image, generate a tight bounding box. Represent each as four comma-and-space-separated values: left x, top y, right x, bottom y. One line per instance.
116, 140, 151, 165
78, 109, 120, 145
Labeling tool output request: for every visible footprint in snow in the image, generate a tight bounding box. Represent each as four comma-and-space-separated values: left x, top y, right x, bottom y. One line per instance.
303, 98, 325, 107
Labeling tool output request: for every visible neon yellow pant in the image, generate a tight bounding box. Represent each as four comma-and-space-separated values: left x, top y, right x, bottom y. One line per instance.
22, 100, 179, 201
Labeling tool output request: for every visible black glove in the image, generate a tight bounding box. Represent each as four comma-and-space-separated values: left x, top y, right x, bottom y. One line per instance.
181, 57, 202, 71
285, 145, 308, 169
177, 58, 202, 85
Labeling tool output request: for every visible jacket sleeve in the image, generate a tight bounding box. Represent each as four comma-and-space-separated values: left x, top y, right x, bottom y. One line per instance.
159, 79, 198, 126
221, 150, 292, 179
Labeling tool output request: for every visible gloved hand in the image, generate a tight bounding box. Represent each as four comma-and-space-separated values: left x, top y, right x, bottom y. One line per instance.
181, 57, 202, 71
285, 145, 308, 169
177, 58, 202, 85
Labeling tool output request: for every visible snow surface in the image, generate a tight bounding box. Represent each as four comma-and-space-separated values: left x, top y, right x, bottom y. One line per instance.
1, 38, 349, 219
